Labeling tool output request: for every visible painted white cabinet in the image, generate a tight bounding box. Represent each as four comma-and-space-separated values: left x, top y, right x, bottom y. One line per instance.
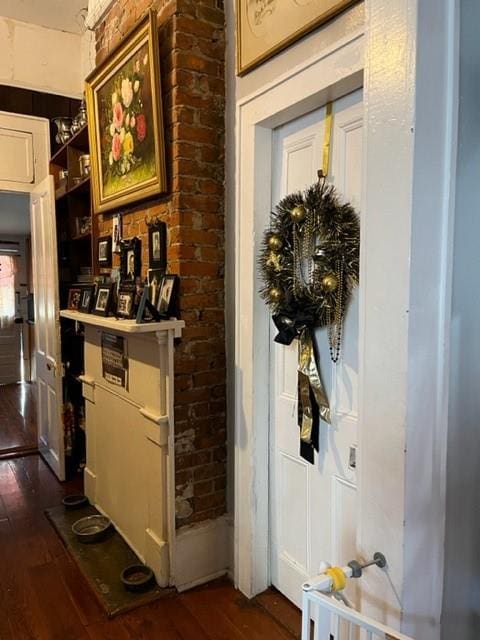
60, 311, 184, 586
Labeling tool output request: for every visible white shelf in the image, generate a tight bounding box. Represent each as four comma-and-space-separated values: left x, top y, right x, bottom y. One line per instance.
60, 310, 184, 338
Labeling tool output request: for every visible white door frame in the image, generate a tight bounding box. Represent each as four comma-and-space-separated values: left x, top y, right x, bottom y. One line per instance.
234, 28, 364, 597
234, 2, 458, 638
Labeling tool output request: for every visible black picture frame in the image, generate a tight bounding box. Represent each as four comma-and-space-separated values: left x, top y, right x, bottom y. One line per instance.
120, 238, 141, 282
67, 287, 82, 311
98, 236, 112, 266
79, 285, 95, 313
148, 221, 167, 270
93, 284, 113, 316
148, 268, 164, 307
157, 274, 179, 318
116, 285, 136, 319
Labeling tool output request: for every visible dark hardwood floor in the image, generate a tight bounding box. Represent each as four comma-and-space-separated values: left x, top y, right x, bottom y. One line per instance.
0, 383, 37, 453
0, 454, 301, 639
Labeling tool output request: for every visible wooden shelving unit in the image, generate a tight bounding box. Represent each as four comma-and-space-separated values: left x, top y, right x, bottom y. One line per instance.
50, 124, 94, 479
50, 125, 95, 305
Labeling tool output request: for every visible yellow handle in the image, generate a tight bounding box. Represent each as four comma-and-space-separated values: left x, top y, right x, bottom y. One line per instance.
325, 566, 346, 592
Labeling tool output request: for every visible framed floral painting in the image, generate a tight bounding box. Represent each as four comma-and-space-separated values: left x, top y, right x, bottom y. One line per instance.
236, 0, 356, 75
85, 11, 166, 214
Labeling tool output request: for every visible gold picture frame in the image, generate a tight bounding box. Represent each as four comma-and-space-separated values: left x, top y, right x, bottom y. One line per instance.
236, 0, 356, 76
85, 11, 166, 214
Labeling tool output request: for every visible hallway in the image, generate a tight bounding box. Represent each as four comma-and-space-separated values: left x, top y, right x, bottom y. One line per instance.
0, 454, 300, 639
0, 383, 37, 453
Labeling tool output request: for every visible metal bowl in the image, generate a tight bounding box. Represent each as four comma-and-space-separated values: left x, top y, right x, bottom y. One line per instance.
72, 515, 111, 543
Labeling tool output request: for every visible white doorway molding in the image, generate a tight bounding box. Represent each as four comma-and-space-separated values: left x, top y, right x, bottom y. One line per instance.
233, 1, 458, 638
234, 28, 364, 598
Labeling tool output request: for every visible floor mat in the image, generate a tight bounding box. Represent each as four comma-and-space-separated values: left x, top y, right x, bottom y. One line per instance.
45, 503, 174, 617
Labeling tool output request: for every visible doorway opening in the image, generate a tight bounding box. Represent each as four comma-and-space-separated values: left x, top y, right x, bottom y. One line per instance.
0, 190, 37, 455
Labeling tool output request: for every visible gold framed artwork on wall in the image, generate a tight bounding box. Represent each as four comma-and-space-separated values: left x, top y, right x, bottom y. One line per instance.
85, 10, 166, 214
236, 0, 356, 75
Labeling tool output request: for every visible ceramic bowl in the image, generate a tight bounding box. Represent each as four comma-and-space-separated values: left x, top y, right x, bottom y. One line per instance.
120, 564, 155, 592
62, 494, 89, 510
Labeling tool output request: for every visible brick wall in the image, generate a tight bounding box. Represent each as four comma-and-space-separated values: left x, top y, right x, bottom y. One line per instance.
94, 0, 226, 527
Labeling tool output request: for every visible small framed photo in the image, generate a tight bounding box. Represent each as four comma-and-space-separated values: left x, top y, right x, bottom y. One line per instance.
98, 236, 112, 267
112, 214, 122, 254
148, 268, 164, 307
67, 287, 82, 311
116, 285, 136, 319
79, 285, 95, 313
148, 221, 166, 270
93, 284, 113, 316
120, 238, 141, 282
157, 275, 178, 318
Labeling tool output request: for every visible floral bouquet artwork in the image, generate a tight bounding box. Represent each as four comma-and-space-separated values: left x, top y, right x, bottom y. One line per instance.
86, 11, 166, 214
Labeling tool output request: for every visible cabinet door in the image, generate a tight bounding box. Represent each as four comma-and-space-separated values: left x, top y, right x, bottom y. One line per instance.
0, 112, 49, 191
0, 127, 34, 185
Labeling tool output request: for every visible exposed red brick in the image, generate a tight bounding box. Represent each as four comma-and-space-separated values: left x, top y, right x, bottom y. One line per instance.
95, 0, 226, 527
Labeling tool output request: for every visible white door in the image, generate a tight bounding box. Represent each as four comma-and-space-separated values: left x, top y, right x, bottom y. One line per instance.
31, 176, 65, 480
270, 90, 363, 608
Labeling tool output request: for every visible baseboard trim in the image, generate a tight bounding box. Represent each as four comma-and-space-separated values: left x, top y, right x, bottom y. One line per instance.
176, 569, 228, 593
0, 446, 38, 460
174, 515, 229, 591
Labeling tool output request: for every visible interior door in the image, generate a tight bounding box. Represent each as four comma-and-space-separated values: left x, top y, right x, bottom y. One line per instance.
31, 176, 65, 480
269, 90, 363, 608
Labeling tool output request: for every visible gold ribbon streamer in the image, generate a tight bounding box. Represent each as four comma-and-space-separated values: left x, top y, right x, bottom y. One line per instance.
298, 330, 331, 444
321, 101, 333, 178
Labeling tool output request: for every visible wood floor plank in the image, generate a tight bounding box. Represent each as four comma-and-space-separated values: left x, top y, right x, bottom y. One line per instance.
55, 553, 104, 627
160, 596, 212, 640
199, 581, 294, 640
255, 588, 301, 638
120, 600, 184, 640
180, 583, 253, 640
27, 560, 90, 640
0, 383, 37, 451
85, 618, 132, 640
0, 453, 297, 640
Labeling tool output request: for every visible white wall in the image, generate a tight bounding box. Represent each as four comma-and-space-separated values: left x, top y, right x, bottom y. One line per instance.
81, 28, 96, 81
442, 2, 480, 638
0, 16, 85, 97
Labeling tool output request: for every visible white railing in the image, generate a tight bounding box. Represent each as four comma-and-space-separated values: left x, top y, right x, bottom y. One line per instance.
301, 559, 414, 640
302, 590, 414, 640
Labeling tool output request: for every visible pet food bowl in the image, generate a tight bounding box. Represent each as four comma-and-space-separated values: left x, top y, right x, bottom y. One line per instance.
72, 515, 111, 543
120, 564, 155, 592
62, 494, 89, 510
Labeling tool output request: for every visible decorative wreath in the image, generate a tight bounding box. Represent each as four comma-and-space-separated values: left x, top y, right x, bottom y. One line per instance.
259, 179, 360, 353
259, 178, 360, 464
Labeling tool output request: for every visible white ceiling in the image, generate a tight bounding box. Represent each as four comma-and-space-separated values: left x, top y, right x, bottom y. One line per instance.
0, 0, 88, 34
0, 192, 30, 236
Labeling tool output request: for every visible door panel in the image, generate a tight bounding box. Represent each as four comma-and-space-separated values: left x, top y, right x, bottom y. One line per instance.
269, 90, 363, 608
0, 128, 34, 184
31, 176, 64, 479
